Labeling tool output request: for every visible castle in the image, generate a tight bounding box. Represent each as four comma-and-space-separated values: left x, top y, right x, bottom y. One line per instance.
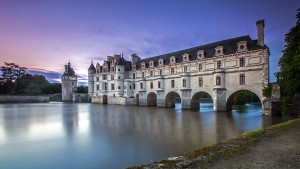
88, 20, 269, 113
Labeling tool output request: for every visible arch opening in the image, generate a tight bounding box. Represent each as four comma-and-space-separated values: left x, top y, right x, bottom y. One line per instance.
226, 90, 261, 111
103, 95, 107, 104
147, 92, 157, 106
165, 91, 181, 108
191, 92, 213, 110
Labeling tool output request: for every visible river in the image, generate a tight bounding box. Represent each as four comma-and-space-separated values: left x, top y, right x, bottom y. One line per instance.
0, 103, 291, 169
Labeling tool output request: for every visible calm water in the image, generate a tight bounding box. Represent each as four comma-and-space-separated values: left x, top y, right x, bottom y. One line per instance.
0, 103, 290, 169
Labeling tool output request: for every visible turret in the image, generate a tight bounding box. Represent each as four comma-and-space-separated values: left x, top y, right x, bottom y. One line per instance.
88, 60, 96, 97
61, 61, 77, 102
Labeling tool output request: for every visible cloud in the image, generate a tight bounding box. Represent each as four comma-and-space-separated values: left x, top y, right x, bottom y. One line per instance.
28, 68, 61, 83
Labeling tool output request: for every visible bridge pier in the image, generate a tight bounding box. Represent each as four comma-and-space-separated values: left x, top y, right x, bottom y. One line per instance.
181, 89, 192, 109
213, 88, 227, 112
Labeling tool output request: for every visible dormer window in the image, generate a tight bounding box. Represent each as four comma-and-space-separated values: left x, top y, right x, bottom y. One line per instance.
158, 59, 164, 66
215, 46, 224, 56
197, 50, 205, 59
237, 41, 248, 52
170, 56, 176, 64
182, 53, 189, 61
141, 62, 145, 69
149, 61, 154, 67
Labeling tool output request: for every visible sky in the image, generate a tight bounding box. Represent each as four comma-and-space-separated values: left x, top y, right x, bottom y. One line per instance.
0, 0, 299, 85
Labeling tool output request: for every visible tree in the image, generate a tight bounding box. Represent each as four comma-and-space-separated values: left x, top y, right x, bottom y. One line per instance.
0, 62, 27, 94
277, 8, 300, 108
42, 83, 62, 94
76, 85, 88, 93
15, 74, 48, 95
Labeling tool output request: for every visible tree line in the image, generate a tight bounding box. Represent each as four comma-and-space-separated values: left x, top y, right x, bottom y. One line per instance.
0, 62, 87, 95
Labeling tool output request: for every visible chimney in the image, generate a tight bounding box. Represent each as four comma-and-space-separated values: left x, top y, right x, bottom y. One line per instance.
65, 65, 68, 73
256, 19, 265, 46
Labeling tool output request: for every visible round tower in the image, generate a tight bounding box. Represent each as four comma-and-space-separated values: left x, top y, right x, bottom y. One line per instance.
88, 61, 96, 98
61, 61, 77, 102
115, 57, 126, 96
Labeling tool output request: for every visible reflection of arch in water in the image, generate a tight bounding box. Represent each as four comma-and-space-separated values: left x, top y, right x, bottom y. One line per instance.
190, 91, 213, 110
136, 94, 139, 106
147, 92, 157, 106
103, 95, 108, 104
165, 91, 181, 108
226, 90, 261, 111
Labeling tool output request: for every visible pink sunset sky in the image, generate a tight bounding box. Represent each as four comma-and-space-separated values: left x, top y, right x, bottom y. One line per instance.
0, 0, 299, 85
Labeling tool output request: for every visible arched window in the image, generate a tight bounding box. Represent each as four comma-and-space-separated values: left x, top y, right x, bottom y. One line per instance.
183, 79, 186, 87
216, 76, 221, 85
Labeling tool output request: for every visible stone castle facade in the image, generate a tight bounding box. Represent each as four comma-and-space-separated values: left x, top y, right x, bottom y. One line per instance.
88, 20, 269, 114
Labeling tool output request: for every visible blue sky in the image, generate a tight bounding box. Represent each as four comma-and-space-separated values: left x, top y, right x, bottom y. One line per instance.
0, 0, 299, 85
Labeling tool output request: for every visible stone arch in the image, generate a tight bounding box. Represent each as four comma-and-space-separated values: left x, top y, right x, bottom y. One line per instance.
147, 92, 157, 106
136, 94, 139, 106
226, 89, 261, 111
165, 91, 181, 108
103, 95, 107, 104
190, 91, 213, 110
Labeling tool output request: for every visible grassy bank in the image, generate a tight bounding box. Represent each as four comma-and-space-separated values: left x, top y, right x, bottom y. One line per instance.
129, 118, 300, 169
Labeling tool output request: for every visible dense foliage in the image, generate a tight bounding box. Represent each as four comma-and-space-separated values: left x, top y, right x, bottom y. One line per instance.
277, 9, 300, 110
262, 84, 272, 98
76, 85, 88, 93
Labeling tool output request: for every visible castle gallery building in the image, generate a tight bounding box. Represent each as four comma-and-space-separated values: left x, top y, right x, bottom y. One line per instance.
88, 20, 269, 113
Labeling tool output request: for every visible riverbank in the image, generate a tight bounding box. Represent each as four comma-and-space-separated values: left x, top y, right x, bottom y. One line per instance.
0, 95, 49, 103
129, 118, 300, 169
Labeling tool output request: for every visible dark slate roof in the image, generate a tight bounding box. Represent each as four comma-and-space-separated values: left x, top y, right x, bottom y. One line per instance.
116, 57, 132, 71
62, 65, 76, 76
136, 35, 267, 69
88, 64, 96, 71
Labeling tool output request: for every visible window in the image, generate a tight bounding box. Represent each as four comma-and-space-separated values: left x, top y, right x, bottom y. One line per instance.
111, 84, 115, 90
150, 71, 153, 77
183, 79, 186, 87
184, 66, 187, 72
133, 83, 135, 89
199, 77, 203, 87
240, 74, 245, 85
118, 68, 120, 71
159, 69, 162, 75
72, 82, 74, 85
150, 82, 153, 89
142, 72, 145, 78
199, 64, 202, 72
103, 75, 107, 80
104, 83, 107, 90
158, 81, 161, 88
133, 73, 135, 79
171, 68, 175, 74
104, 68, 107, 72
130, 85, 132, 89
111, 75, 114, 80
96, 85, 99, 90
217, 61, 221, 69
240, 58, 245, 67
118, 76, 120, 79
96, 70, 99, 73
171, 80, 175, 88
140, 83, 143, 89
118, 86, 120, 89
216, 76, 221, 85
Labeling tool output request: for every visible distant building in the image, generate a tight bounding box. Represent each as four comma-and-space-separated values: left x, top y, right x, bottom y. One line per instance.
61, 62, 77, 102
88, 20, 269, 113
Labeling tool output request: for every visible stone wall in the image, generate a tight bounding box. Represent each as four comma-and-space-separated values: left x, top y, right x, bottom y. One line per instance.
72, 93, 89, 103
0, 95, 49, 103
